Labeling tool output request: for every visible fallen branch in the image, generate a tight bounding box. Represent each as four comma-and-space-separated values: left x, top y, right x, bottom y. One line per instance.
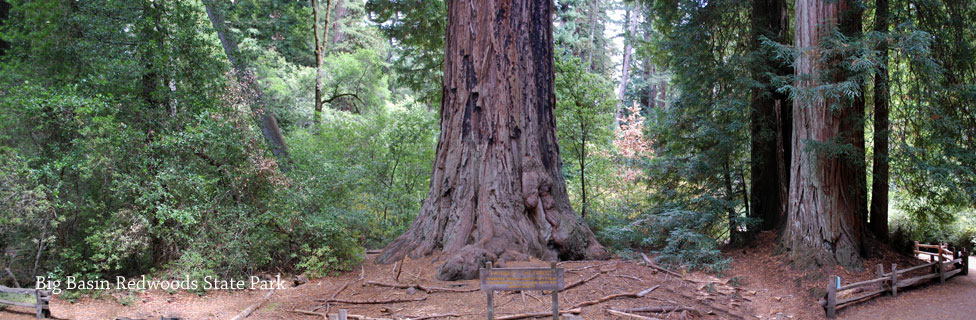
293, 309, 327, 319
318, 295, 427, 304
567, 262, 614, 272
640, 253, 683, 279
570, 285, 659, 309
606, 309, 662, 320
312, 277, 360, 312
495, 307, 581, 320
231, 289, 274, 320
406, 313, 466, 320
611, 275, 643, 282
561, 273, 600, 291
364, 281, 479, 293
610, 306, 699, 314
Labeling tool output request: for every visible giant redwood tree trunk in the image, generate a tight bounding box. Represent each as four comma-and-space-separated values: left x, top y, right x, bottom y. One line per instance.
782, 0, 866, 268
377, 0, 608, 281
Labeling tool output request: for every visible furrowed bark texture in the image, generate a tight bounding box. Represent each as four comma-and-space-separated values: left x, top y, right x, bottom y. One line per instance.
784, 0, 865, 268
377, 0, 608, 280
869, 0, 890, 243
749, 0, 792, 233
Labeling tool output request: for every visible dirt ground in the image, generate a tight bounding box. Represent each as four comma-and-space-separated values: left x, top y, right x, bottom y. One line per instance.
1, 236, 971, 320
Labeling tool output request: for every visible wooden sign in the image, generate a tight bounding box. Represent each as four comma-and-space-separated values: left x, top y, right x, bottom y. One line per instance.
479, 262, 563, 320
479, 266, 564, 291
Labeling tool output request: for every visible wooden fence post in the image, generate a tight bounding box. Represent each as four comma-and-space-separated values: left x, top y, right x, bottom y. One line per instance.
963, 248, 969, 276
938, 245, 946, 284
826, 276, 837, 319
890, 264, 897, 297
876, 264, 885, 292
338, 309, 348, 320
914, 241, 919, 256
551, 261, 558, 320
486, 262, 494, 320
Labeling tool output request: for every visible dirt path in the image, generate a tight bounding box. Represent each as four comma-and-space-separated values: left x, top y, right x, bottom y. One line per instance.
838, 256, 976, 320
0, 255, 756, 320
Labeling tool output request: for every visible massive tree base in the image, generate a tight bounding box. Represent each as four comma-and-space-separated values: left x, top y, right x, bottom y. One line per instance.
376, 0, 607, 281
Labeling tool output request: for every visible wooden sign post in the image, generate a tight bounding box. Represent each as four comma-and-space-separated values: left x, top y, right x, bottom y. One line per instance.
480, 261, 565, 320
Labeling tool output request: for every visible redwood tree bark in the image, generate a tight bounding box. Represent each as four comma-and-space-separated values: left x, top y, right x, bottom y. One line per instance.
869, 0, 890, 242
749, 0, 792, 233
782, 0, 866, 268
377, 0, 607, 280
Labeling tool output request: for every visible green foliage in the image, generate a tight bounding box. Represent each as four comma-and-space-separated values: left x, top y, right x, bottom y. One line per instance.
555, 53, 617, 218
366, 0, 445, 107
287, 104, 437, 249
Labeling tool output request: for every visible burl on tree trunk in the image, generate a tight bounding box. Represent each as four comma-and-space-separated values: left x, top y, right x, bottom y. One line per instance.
377, 0, 608, 280
782, 0, 866, 269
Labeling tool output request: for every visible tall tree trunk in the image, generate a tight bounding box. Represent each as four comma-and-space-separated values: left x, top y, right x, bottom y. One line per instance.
841, 0, 868, 236
615, 8, 637, 127
783, 0, 866, 268
869, 0, 890, 243
377, 0, 607, 281
313, 0, 333, 122
585, 0, 598, 71
330, 0, 346, 46
202, 0, 289, 161
749, 0, 792, 233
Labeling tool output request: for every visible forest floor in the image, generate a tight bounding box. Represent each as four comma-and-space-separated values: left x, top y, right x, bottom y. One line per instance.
1, 234, 971, 320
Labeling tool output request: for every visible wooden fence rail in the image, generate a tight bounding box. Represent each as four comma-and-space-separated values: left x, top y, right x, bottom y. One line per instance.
819, 242, 968, 318
0, 285, 51, 318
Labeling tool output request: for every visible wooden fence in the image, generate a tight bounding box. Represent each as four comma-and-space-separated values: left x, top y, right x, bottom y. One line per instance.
819, 242, 969, 318
0, 285, 51, 318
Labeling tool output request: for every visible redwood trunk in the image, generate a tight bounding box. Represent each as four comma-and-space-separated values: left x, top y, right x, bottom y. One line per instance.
869, 0, 890, 242
377, 0, 607, 280
749, 0, 791, 233
783, 0, 865, 268
615, 8, 637, 127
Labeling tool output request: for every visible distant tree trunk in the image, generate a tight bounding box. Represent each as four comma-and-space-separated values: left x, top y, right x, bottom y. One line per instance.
841, 0, 867, 234
783, 0, 865, 268
869, 0, 890, 243
330, 0, 346, 46
615, 8, 637, 127
585, 0, 598, 71
377, 0, 607, 281
0, 0, 10, 56
312, 0, 333, 121
202, 0, 289, 161
749, 0, 792, 233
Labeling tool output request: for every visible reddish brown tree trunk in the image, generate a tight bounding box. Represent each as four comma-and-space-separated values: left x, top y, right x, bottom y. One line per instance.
869, 0, 890, 243
782, 0, 866, 268
749, 0, 791, 233
377, 0, 607, 281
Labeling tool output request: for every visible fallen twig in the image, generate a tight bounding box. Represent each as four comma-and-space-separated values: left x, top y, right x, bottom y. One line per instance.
640, 253, 683, 279
231, 289, 274, 320
570, 285, 660, 309
612, 274, 643, 282
610, 306, 699, 315
293, 309, 327, 319
561, 273, 600, 291
405, 313, 466, 320
318, 295, 427, 304
606, 309, 662, 320
567, 262, 614, 272
495, 307, 581, 320
364, 281, 479, 293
